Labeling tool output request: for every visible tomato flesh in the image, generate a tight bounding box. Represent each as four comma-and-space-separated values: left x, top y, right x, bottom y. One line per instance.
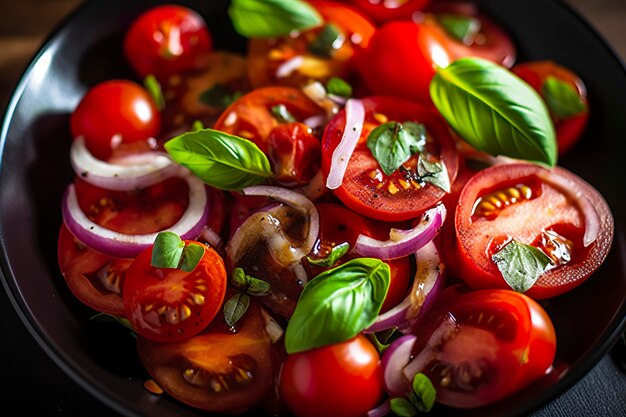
348, 0, 431, 23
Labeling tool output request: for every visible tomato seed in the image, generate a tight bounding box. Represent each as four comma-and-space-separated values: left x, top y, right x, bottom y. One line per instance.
143, 379, 163, 395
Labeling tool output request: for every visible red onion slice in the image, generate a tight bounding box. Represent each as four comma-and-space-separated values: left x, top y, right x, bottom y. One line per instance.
382, 334, 418, 396
62, 173, 209, 258
326, 99, 364, 190
70, 136, 179, 191
367, 399, 391, 417
354, 204, 446, 260
276, 55, 304, 78
366, 241, 444, 333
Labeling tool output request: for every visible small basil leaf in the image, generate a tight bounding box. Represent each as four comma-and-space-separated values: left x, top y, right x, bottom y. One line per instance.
229, 0, 323, 38
492, 240, 552, 292
231, 267, 249, 289
411, 373, 436, 413
198, 84, 242, 109
284, 258, 390, 354
390, 397, 417, 417
308, 23, 342, 58
151, 232, 185, 269
90, 313, 135, 333
192, 120, 204, 131
326, 76, 352, 98
271, 104, 297, 123
437, 14, 481, 44
306, 242, 349, 267
417, 156, 451, 193
180, 243, 205, 272
367, 122, 426, 176
430, 57, 557, 167
223, 293, 250, 328
164, 128, 272, 191
542, 76, 587, 118
144, 74, 165, 110
247, 276, 271, 295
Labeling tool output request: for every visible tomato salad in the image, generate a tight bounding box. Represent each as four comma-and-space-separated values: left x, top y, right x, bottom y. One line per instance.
57, 1, 614, 416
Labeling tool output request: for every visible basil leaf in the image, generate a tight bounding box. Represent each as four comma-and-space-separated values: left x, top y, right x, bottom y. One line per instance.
151, 232, 185, 269
192, 120, 204, 131
198, 84, 242, 109
180, 243, 205, 272
308, 23, 342, 58
247, 277, 271, 296
164, 128, 272, 191
390, 397, 417, 417
367, 122, 426, 176
430, 57, 557, 167
229, 0, 323, 38
231, 267, 249, 289
411, 373, 436, 413
492, 240, 552, 292
223, 293, 250, 328
284, 258, 390, 353
437, 14, 481, 44
417, 156, 451, 193
271, 104, 297, 123
306, 242, 349, 267
326, 76, 352, 98
144, 74, 165, 110
542, 76, 587, 118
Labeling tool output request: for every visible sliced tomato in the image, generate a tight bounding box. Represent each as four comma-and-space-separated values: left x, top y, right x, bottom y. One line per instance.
512, 61, 589, 154
267, 122, 322, 186
123, 241, 227, 343
454, 163, 614, 298
321, 96, 459, 221
136, 300, 274, 413
246, 0, 375, 88
409, 289, 556, 408
347, 0, 431, 23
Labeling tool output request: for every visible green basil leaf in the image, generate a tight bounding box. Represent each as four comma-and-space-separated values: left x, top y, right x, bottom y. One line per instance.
271, 104, 297, 123
151, 231, 185, 269
247, 276, 271, 295
367, 121, 426, 176
308, 23, 342, 58
192, 120, 204, 131
417, 156, 451, 193
430, 57, 557, 167
284, 258, 390, 353
436, 14, 481, 44
231, 267, 249, 289
542, 76, 587, 118
90, 313, 135, 333
198, 84, 242, 109
180, 243, 205, 272
144, 74, 165, 110
411, 373, 436, 413
306, 242, 349, 267
228, 0, 323, 38
390, 397, 417, 417
491, 240, 552, 292
326, 76, 352, 98
164, 128, 272, 191
223, 293, 250, 328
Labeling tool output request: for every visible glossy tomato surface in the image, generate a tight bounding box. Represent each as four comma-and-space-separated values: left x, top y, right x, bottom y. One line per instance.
348, 0, 431, 23
321, 96, 459, 221
454, 163, 614, 299
279, 334, 383, 417
411, 289, 556, 408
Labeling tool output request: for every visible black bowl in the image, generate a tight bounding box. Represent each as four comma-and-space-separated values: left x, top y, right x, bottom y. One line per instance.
1, 1, 625, 416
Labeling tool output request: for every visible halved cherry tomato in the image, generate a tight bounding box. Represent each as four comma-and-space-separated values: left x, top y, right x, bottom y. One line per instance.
137, 300, 274, 413
410, 289, 556, 408
267, 122, 322, 186
246, 1, 375, 88
123, 241, 227, 343
214, 86, 324, 154
123, 5, 212, 81
455, 163, 614, 298
279, 334, 383, 417
70, 80, 161, 160
348, 0, 431, 23
321, 96, 459, 221
512, 61, 589, 154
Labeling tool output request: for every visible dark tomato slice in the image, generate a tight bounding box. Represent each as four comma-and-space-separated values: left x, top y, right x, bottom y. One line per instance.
455, 163, 614, 298
137, 300, 273, 413
123, 241, 227, 343
246, 1, 375, 89
321, 96, 459, 221
267, 122, 322, 186
512, 61, 589, 154
410, 289, 556, 408
348, 0, 431, 23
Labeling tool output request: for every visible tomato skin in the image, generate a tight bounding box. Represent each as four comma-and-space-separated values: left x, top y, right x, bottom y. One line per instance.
512, 61, 589, 154
123, 242, 227, 343
348, 0, 431, 23
268, 122, 322, 186
414, 289, 556, 408
123, 5, 212, 81
455, 163, 614, 298
279, 334, 383, 417
70, 80, 161, 160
